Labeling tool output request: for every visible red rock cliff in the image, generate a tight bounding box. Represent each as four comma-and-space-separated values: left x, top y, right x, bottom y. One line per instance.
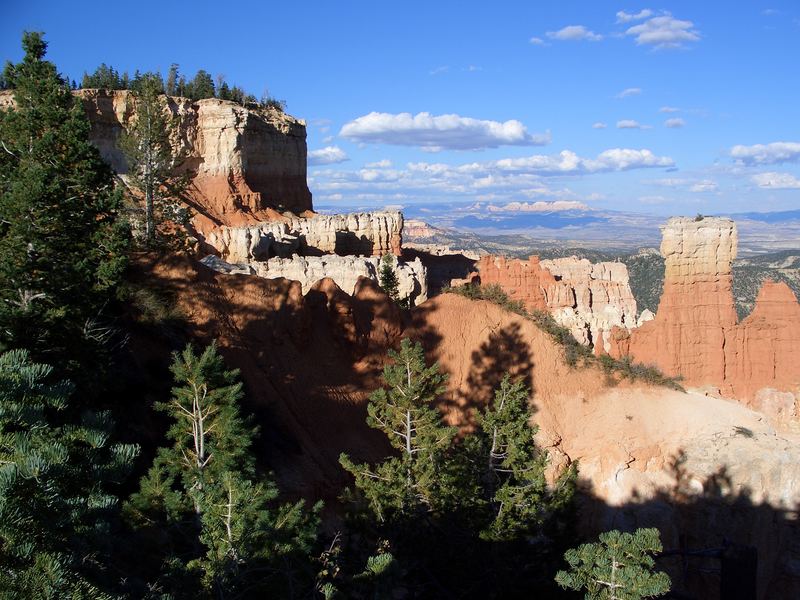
610, 217, 800, 401
0, 89, 314, 230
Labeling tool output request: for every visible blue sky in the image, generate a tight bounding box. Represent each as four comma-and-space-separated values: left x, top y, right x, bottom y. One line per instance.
3, 1, 800, 216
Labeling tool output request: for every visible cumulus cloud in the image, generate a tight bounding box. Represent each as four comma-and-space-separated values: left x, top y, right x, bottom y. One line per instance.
616, 9, 654, 23
659, 106, 680, 113
486, 200, 590, 212
529, 36, 549, 46
664, 117, 686, 128
365, 159, 392, 168
310, 147, 673, 207
616, 87, 642, 98
689, 180, 717, 192
491, 148, 673, 174
592, 122, 608, 129
339, 111, 551, 151
546, 25, 603, 42
731, 142, 800, 165
308, 146, 349, 165
617, 119, 648, 129
751, 172, 800, 189
625, 13, 700, 49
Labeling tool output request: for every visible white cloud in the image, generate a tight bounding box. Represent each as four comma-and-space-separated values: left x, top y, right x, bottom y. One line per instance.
751, 172, 800, 189
308, 146, 349, 165
487, 200, 590, 212
592, 122, 608, 129
365, 159, 392, 168
659, 106, 680, 113
625, 13, 700, 49
650, 177, 716, 192
591, 148, 672, 170
616, 9, 654, 23
339, 111, 551, 151
429, 66, 449, 76
617, 119, 648, 129
490, 148, 673, 174
311, 147, 673, 207
731, 142, 800, 165
762, 8, 780, 16
689, 180, 717, 192
664, 117, 686, 128
616, 87, 642, 98
529, 36, 549, 46
465, 65, 483, 72
546, 25, 603, 42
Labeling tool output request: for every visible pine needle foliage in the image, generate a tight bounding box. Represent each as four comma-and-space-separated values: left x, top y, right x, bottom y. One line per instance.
340, 338, 457, 522
470, 374, 576, 541
0, 32, 128, 376
0, 349, 137, 598
118, 73, 187, 246
127, 342, 319, 597
378, 254, 400, 303
555, 527, 671, 599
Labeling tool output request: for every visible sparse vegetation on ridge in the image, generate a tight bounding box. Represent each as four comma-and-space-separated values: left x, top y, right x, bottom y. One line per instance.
444, 284, 684, 390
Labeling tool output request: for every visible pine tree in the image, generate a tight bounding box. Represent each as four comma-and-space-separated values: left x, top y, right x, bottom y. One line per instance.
0, 32, 129, 379
128, 343, 319, 597
118, 72, 184, 245
185, 69, 215, 100
470, 374, 576, 541
0, 349, 138, 596
555, 528, 671, 599
340, 338, 457, 522
165, 63, 179, 96
378, 254, 400, 304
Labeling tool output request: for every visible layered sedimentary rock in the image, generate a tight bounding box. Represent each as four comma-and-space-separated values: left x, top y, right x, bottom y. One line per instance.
206, 211, 403, 261
406, 293, 800, 598
724, 280, 800, 404
475, 255, 638, 352
201, 253, 428, 306
254, 255, 427, 306
1, 89, 314, 228
610, 217, 800, 402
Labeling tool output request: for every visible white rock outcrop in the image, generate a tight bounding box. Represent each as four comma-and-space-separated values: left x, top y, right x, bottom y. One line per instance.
541, 257, 638, 352
248, 255, 427, 306
206, 211, 403, 262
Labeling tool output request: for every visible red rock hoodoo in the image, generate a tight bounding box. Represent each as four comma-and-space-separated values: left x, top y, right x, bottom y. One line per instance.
609, 217, 800, 401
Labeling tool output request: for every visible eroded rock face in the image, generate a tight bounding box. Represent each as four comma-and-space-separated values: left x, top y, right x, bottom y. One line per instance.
251, 254, 427, 306
610, 217, 800, 404
475, 255, 638, 352
206, 211, 403, 261
16, 89, 313, 228
409, 293, 800, 599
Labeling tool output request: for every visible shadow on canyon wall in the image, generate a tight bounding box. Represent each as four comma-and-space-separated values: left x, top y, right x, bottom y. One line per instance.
112, 254, 798, 599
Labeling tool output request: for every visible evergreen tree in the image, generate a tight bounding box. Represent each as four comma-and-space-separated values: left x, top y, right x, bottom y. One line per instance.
555, 528, 671, 599
470, 374, 575, 541
127, 343, 319, 597
165, 63, 179, 96
340, 338, 457, 522
378, 254, 400, 304
0, 349, 137, 596
185, 69, 215, 100
0, 32, 128, 379
118, 72, 184, 245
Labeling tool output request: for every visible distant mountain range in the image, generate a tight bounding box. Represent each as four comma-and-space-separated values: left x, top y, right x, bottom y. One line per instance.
318, 202, 800, 253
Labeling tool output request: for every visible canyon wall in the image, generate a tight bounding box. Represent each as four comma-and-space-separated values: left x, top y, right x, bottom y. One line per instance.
206, 211, 403, 261
610, 217, 800, 404
0, 89, 313, 228
476, 255, 638, 352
